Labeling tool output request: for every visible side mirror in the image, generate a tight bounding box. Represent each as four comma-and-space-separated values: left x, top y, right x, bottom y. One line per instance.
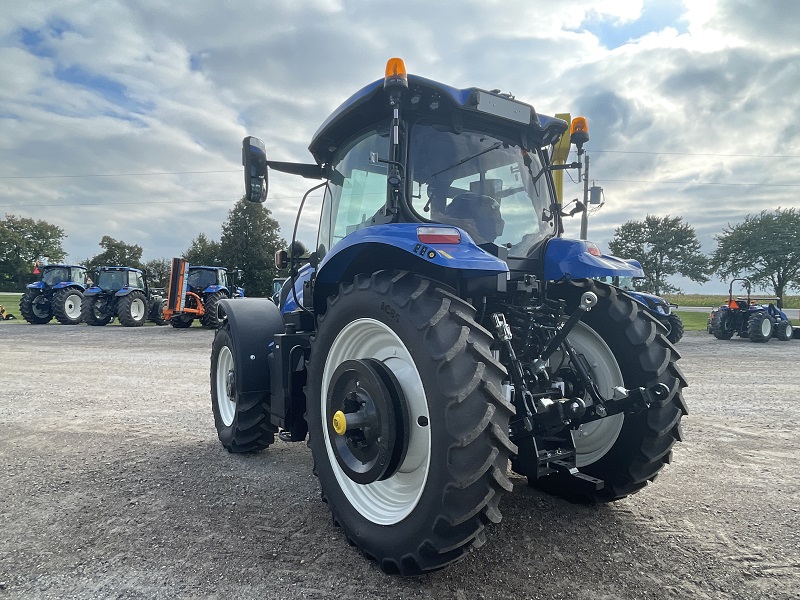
242, 136, 268, 203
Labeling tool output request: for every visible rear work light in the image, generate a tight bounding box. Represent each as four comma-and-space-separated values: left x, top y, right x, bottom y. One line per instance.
416, 227, 461, 244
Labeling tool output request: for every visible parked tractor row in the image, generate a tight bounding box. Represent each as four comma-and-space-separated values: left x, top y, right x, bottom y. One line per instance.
16, 261, 243, 328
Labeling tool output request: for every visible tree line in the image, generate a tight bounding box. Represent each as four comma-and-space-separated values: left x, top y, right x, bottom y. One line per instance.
607, 208, 800, 305
3, 203, 798, 302
0, 198, 285, 297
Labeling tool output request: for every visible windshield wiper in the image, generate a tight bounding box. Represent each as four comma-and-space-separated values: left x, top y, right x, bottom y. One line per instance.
430, 141, 503, 178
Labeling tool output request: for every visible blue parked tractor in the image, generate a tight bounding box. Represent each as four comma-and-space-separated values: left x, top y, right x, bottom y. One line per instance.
211, 58, 687, 574
709, 278, 795, 342
82, 266, 165, 327
609, 275, 684, 344
163, 259, 244, 328
19, 264, 89, 325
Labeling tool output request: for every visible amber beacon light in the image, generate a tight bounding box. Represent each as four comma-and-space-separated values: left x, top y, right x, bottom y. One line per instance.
384, 57, 408, 90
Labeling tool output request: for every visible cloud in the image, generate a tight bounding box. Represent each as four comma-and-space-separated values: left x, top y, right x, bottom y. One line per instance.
1, 0, 798, 294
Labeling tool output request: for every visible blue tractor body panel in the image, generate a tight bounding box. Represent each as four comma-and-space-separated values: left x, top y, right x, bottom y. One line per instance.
543, 238, 644, 281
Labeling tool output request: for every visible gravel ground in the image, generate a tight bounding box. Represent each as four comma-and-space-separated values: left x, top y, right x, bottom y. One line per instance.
1, 325, 799, 599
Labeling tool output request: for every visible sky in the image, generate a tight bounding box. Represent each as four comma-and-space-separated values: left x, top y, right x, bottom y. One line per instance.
2, 0, 799, 294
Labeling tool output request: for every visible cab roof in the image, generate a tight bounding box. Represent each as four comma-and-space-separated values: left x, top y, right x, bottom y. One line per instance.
308, 74, 568, 165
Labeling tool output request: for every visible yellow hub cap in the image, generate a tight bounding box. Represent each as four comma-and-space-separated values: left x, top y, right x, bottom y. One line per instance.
332, 410, 347, 435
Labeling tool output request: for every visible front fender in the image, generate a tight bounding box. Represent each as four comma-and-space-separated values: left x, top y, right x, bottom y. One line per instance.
544, 238, 644, 281
313, 223, 508, 309
53, 281, 85, 291
217, 298, 284, 394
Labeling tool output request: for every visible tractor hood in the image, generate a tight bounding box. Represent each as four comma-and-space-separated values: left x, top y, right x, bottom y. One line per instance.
308, 75, 569, 165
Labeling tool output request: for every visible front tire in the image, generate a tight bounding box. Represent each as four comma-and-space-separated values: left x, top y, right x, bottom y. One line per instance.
776, 320, 793, 341
150, 299, 167, 325
747, 311, 773, 343
81, 296, 113, 326
211, 325, 276, 452
19, 290, 52, 324
170, 315, 193, 328
117, 291, 147, 327
539, 280, 687, 502
307, 271, 514, 575
52, 288, 83, 325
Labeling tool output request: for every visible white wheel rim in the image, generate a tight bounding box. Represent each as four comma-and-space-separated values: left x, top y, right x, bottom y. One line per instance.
761, 316, 772, 337
321, 318, 431, 525
785, 323, 793, 337
216, 346, 236, 427
65, 294, 81, 319
131, 298, 146, 321
552, 322, 624, 467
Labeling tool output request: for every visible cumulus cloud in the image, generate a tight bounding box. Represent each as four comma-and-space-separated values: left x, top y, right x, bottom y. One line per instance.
1, 0, 798, 293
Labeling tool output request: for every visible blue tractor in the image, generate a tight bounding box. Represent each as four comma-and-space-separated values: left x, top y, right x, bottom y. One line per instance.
19, 264, 89, 325
211, 58, 687, 574
163, 260, 244, 328
709, 278, 794, 342
608, 275, 684, 344
82, 266, 165, 327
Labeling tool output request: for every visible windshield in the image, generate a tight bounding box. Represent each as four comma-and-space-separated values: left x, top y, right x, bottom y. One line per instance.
187, 269, 218, 290
98, 270, 126, 291
408, 122, 555, 256
41, 267, 69, 286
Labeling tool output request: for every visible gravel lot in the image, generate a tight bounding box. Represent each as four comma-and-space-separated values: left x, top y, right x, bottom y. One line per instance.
1, 325, 799, 599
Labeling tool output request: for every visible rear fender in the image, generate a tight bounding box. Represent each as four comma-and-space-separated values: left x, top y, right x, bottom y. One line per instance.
544, 238, 644, 280
312, 223, 508, 312
26, 281, 45, 290
84, 286, 103, 297
217, 298, 284, 394
203, 284, 225, 295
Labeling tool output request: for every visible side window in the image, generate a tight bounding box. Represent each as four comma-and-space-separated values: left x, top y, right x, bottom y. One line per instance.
319, 128, 389, 253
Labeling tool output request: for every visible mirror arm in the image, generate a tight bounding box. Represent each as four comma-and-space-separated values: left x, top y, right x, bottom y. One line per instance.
266, 161, 326, 180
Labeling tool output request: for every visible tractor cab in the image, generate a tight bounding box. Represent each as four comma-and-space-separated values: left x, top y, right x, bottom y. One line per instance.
96, 267, 144, 293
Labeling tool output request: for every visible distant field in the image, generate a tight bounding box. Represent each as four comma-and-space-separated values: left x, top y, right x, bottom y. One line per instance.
665, 294, 800, 309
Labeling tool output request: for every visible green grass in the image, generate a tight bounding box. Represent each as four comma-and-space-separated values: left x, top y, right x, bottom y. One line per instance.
0, 293, 22, 321
674, 310, 710, 332
665, 294, 800, 309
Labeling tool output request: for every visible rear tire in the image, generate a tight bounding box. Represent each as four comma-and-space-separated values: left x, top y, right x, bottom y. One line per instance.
747, 311, 772, 343
711, 308, 734, 340
19, 290, 52, 324
536, 280, 688, 502
211, 325, 276, 452
81, 296, 113, 326
52, 288, 83, 325
307, 271, 514, 575
117, 291, 147, 327
665, 312, 684, 344
201, 292, 224, 328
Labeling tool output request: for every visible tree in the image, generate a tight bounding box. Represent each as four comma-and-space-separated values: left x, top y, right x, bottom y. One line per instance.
142, 258, 171, 288
712, 208, 800, 307
85, 236, 144, 272
182, 233, 221, 266
219, 198, 285, 297
607, 214, 711, 295
0, 214, 67, 291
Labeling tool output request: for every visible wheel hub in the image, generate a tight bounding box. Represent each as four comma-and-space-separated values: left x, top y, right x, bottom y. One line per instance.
327, 358, 409, 485
226, 369, 235, 399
